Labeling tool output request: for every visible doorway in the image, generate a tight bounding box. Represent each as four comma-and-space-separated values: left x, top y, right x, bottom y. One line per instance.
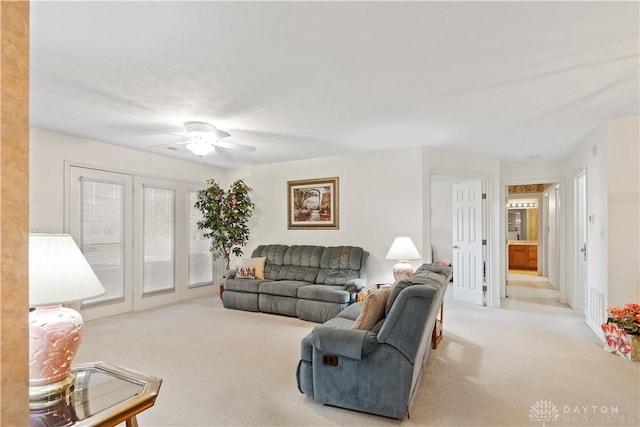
430, 174, 488, 306
504, 182, 562, 305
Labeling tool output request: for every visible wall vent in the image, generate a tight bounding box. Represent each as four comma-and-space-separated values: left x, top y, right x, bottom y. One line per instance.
587, 288, 605, 326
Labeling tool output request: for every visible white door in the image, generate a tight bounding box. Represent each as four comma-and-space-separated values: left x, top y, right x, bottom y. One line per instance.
68, 167, 134, 320
575, 172, 587, 311
452, 180, 484, 305
547, 185, 559, 288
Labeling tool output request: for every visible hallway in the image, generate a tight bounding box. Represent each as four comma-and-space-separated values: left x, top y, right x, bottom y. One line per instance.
505, 271, 570, 311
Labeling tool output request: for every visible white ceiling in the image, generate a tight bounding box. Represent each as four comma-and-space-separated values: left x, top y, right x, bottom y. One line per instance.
30, 1, 639, 169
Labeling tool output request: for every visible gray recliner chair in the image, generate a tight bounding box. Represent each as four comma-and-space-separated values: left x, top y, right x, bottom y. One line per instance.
296, 263, 452, 419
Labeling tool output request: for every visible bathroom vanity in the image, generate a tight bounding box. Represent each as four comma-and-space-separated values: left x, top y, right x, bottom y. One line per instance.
508, 241, 538, 270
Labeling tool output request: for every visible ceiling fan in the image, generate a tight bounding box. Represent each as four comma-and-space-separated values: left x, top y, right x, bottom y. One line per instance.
170, 122, 256, 157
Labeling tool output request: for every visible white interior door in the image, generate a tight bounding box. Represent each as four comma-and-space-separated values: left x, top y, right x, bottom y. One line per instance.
68, 166, 134, 321
547, 185, 559, 288
452, 180, 484, 305
575, 172, 587, 311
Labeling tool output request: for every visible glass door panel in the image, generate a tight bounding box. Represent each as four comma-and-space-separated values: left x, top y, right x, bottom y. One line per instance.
188, 191, 213, 287
81, 180, 125, 303
142, 186, 175, 294
68, 167, 134, 320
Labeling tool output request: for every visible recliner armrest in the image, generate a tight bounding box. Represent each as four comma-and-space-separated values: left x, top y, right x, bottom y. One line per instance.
310, 325, 378, 360
343, 278, 366, 293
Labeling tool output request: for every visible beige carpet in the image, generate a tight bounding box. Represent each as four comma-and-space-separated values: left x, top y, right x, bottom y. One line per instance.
508, 269, 540, 276
75, 286, 640, 426
508, 280, 554, 290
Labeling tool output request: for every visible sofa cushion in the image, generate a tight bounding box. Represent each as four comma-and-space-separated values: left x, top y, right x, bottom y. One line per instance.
259, 280, 310, 297
352, 287, 391, 330
337, 303, 362, 321
276, 265, 320, 282
284, 245, 324, 267
225, 278, 266, 293
320, 246, 364, 270
316, 246, 364, 285
297, 284, 350, 304
316, 269, 360, 285
252, 245, 289, 265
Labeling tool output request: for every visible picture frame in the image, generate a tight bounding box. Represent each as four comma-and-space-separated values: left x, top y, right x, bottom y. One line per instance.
287, 177, 339, 229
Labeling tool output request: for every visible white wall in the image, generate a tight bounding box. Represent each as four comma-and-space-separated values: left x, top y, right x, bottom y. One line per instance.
430, 178, 454, 264
564, 116, 639, 336
30, 128, 225, 233
501, 159, 567, 181
606, 116, 639, 306
229, 148, 425, 284
585, 124, 609, 303
230, 146, 503, 297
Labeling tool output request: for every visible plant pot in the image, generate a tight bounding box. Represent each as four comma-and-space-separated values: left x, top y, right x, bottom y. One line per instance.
601, 322, 640, 361
630, 335, 640, 362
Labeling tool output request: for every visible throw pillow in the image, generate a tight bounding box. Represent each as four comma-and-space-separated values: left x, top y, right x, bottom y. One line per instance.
240, 257, 267, 279
235, 266, 256, 279
352, 287, 392, 331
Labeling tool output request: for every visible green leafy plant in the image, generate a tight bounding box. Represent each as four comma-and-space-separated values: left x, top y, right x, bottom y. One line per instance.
194, 179, 255, 270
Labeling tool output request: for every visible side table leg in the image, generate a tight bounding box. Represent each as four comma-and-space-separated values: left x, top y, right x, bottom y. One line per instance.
126, 415, 139, 427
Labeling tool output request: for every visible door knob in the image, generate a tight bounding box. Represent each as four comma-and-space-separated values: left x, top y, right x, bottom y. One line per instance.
452, 245, 460, 249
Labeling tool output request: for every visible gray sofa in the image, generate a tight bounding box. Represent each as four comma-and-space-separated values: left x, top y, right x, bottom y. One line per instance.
223, 244, 368, 323
296, 263, 452, 419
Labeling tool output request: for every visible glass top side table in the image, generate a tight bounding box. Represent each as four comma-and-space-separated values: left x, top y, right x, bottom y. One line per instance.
30, 361, 162, 427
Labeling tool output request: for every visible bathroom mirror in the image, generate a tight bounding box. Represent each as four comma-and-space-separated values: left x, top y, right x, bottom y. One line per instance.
507, 208, 537, 241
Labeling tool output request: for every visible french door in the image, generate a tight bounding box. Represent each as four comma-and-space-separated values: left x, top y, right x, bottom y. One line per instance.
68, 167, 134, 320
68, 166, 214, 320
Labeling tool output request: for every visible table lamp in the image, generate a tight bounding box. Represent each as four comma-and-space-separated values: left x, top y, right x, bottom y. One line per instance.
385, 236, 421, 280
29, 233, 105, 401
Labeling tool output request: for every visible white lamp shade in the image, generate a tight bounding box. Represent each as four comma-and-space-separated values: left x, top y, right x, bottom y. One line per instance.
385, 236, 421, 261
29, 233, 105, 306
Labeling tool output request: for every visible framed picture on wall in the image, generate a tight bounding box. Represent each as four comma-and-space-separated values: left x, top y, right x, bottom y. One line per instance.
287, 177, 339, 229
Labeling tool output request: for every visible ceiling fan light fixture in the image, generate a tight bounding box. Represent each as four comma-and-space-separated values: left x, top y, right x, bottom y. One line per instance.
186, 141, 215, 157
185, 121, 217, 137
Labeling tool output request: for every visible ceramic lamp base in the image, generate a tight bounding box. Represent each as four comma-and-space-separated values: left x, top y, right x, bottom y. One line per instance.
29, 305, 84, 397
29, 375, 75, 404
392, 261, 414, 280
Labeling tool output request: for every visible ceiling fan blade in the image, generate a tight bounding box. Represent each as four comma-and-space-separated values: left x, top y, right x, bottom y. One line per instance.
150, 138, 189, 148
215, 129, 231, 139
214, 140, 256, 152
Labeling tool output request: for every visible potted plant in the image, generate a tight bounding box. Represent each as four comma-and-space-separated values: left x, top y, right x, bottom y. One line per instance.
601, 303, 640, 361
194, 179, 255, 271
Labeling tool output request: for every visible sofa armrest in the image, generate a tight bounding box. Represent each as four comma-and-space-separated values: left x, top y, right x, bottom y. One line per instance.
310, 325, 378, 360
225, 269, 236, 279
343, 278, 366, 293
